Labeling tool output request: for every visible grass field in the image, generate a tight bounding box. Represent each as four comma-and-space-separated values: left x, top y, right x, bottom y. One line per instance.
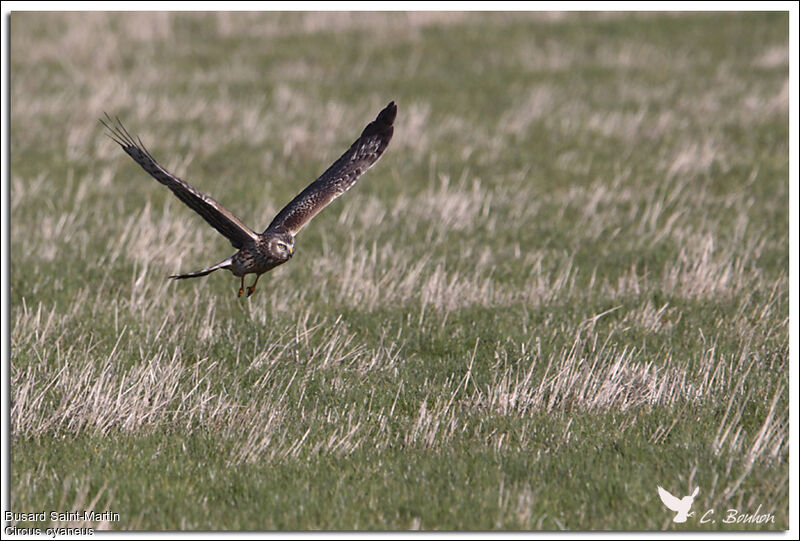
8, 11, 789, 530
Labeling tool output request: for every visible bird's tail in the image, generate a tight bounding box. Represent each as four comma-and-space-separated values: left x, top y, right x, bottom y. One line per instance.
169, 257, 233, 280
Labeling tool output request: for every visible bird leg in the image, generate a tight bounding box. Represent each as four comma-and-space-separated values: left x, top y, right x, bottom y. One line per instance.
246, 274, 261, 297
237, 275, 245, 298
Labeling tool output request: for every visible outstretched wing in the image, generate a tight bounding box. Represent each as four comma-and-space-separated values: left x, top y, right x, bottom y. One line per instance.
101, 114, 259, 249
265, 101, 397, 236
657, 486, 682, 512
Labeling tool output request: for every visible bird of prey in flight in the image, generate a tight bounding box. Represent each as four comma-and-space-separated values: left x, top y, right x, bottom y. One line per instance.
102, 101, 396, 297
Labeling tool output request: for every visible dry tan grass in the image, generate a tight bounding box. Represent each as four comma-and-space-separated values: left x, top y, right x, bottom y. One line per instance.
13, 276, 786, 467
11, 123, 784, 311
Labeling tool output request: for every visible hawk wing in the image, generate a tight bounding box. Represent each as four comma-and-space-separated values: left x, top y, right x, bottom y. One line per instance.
101, 115, 259, 250
657, 486, 683, 512
265, 101, 396, 236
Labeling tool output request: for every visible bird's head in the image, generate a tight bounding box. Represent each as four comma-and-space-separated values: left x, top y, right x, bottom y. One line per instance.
270, 231, 295, 261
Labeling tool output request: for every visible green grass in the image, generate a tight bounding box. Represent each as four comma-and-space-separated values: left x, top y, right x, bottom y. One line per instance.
9, 11, 788, 530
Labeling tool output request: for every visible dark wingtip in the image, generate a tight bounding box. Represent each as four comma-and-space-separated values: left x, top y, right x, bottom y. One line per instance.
362, 100, 397, 138
378, 100, 397, 126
